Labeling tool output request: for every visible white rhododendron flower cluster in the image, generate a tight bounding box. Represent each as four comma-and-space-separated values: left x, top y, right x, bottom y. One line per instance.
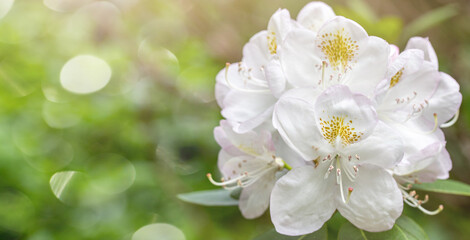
208, 1, 461, 236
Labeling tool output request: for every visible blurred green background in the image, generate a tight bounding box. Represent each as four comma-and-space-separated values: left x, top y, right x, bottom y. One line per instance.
0, 0, 469, 239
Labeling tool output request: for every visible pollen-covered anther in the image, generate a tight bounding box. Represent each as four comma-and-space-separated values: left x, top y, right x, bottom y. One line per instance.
267, 31, 277, 55
347, 187, 354, 203
390, 68, 404, 87
319, 116, 363, 146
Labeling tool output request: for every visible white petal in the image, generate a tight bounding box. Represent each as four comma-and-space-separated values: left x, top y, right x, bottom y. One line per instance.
272, 131, 307, 168
297, 2, 335, 32
215, 68, 230, 108
265, 59, 286, 98
415, 147, 452, 182
239, 170, 276, 219
314, 85, 378, 142
389, 44, 399, 62
217, 149, 236, 170
221, 90, 276, 133
222, 155, 266, 178
235, 105, 275, 134
385, 49, 424, 83
345, 121, 403, 169
270, 166, 336, 235
273, 88, 328, 160
393, 142, 442, 177
242, 31, 270, 79
215, 120, 270, 156
267, 9, 293, 42
337, 165, 403, 232
278, 28, 322, 88
343, 36, 390, 97
423, 72, 462, 125
380, 62, 439, 122
405, 37, 438, 69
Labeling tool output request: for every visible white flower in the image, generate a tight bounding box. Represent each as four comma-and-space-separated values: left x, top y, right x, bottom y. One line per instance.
208, 120, 300, 219
277, 16, 389, 97
374, 37, 461, 216
215, 4, 337, 133
270, 85, 404, 235
405, 37, 461, 126
214, 9, 294, 133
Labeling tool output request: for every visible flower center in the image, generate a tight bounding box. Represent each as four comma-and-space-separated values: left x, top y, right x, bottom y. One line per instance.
319, 116, 363, 147
319, 28, 358, 71
267, 31, 277, 55
390, 68, 404, 88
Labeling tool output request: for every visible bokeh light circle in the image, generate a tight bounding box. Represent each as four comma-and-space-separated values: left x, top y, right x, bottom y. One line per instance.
60, 55, 112, 94
86, 154, 136, 194
0, 0, 14, 19
132, 223, 186, 240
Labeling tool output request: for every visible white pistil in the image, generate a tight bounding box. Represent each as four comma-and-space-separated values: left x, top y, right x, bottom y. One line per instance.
224, 63, 271, 93
440, 110, 459, 128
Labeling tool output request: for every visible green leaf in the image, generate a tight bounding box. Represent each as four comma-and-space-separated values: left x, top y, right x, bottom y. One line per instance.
177, 189, 238, 206
412, 179, 470, 196
338, 215, 428, 240
253, 224, 327, 240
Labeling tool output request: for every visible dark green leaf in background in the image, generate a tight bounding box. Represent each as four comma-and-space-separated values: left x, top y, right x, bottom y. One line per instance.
412, 179, 470, 197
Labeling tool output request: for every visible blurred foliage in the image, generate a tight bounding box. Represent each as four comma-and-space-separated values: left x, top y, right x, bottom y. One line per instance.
0, 0, 468, 240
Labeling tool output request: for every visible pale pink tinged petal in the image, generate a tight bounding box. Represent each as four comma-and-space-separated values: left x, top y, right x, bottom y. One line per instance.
424, 72, 462, 125
387, 119, 444, 153
337, 165, 403, 232
221, 90, 276, 133
239, 170, 276, 219
297, 1, 335, 32
272, 131, 307, 168
416, 147, 452, 182
389, 44, 399, 62
344, 36, 390, 97
221, 155, 266, 178
267, 9, 293, 42
278, 29, 322, 88
273, 89, 329, 161
265, 59, 286, 98
345, 121, 403, 169
217, 149, 234, 171
405, 37, 438, 69
314, 85, 378, 141
394, 142, 442, 177
270, 166, 336, 235
218, 120, 266, 156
